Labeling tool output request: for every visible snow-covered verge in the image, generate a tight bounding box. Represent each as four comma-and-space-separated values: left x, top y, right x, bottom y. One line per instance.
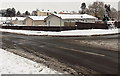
0, 28, 119, 36
0, 49, 61, 75
48, 29, 119, 36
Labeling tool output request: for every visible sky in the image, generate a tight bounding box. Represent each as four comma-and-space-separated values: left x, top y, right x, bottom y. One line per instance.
0, 0, 119, 13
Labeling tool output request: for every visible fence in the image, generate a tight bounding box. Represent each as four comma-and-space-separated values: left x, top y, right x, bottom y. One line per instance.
114, 21, 120, 28
76, 22, 108, 29
1, 21, 120, 31
1, 26, 76, 31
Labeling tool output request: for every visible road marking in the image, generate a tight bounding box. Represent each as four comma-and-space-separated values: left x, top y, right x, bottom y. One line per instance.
58, 46, 105, 57
35, 41, 105, 56
84, 51, 105, 56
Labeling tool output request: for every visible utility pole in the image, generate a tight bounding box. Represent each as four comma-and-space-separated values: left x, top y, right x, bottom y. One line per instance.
60, 17, 62, 31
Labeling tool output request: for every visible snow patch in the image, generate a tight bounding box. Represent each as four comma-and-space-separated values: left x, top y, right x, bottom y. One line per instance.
0, 49, 61, 75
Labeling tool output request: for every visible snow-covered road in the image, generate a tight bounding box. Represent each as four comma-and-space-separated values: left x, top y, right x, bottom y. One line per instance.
0, 49, 61, 75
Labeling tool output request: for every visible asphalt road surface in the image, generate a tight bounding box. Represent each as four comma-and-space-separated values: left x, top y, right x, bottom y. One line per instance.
1, 32, 119, 75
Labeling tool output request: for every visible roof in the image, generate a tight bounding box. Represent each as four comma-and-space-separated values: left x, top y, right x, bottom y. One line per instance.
17, 17, 26, 20
28, 16, 47, 20
0, 17, 11, 21
0, 17, 25, 21
51, 14, 97, 19
12, 17, 25, 20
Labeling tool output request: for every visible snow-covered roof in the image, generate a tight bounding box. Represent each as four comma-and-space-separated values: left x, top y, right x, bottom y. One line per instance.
0, 17, 11, 21
16, 17, 25, 21
53, 14, 97, 19
28, 16, 47, 20
0, 17, 25, 21
11, 17, 25, 21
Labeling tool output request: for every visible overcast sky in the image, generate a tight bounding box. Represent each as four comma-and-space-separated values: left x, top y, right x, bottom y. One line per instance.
0, 0, 119, 13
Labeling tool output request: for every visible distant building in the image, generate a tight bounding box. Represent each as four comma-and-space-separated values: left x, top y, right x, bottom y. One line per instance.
11, 17, 25, 25
45, 14, 98, 26
0, 17, 25, 25
58, 11, 71, 14
24, 16, 47, 26
0, 17, 11, 23
37, 10, 52, 16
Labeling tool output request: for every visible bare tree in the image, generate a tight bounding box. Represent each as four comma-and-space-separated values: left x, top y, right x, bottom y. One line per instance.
31, 11, 37, 16
110, 8, 118, 19
88, 1, 118, 20
88, 1, 105, 19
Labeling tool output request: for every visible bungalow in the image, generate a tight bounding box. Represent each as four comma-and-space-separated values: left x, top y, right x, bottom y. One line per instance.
45, 14, 98, 26
16, 17, 26, 25
11, 17, 25, 25
24, 16, 47, 26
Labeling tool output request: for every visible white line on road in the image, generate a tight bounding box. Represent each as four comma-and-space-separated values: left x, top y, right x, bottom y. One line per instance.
37, 41, 105, 57
58, 46, 105, 57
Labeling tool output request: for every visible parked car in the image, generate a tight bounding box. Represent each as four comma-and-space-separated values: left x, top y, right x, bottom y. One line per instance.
3, 21, 13, 26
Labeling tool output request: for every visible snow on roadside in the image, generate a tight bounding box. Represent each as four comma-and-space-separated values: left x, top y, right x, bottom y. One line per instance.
0, 28, 119, 36
0, 29, 47, 36
46, 29, 119, 36
0, 49, 61, 75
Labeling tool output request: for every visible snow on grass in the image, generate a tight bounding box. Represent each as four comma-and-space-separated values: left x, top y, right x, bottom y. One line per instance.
0, 28, 119, 36
0, 49, 61, 74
